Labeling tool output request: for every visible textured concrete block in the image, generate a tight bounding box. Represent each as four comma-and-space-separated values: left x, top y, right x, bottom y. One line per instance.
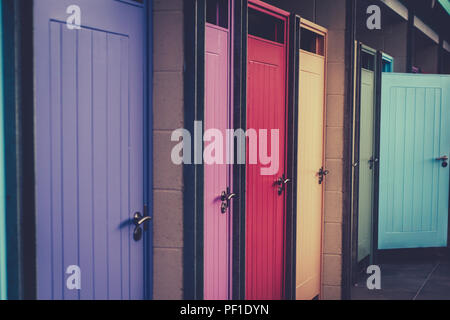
154, 11, 184, 72
153, 190, 183, 248
326, 127, 344, 159
324, 191, 343, 223
325, 159, 343, 192
326, 94, 345, 127
326, 63, 346, 96
327, 30, 345, 63
316, 0, 346, 30
323, 222, 342, 254
153, 71, 184, 130
154, 0, 183, 11
153, 248, 183, 300
322, 254, 342, 286
154, 131, 183, 190
322, 285, 342, 300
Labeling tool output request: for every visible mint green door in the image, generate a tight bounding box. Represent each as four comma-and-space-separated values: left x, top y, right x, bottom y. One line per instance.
358, 68, 375, 262
379, 73, 450, 249
0, 0, 7, 300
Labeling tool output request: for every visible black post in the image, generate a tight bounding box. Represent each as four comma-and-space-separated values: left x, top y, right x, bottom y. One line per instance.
183, 0, 206, 300
232, 0, 247, 301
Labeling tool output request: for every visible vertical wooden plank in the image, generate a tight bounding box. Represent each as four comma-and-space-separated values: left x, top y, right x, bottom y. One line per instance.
92, 30, 108, 299
431, 88, 440, 232
107, 34, 122, 300
422, 88, 435, 231
120, 37, 130, 300
392, 88, 405, 232
412, 88, 425, 232
34, 19, 55, 301
128, 26, 144, 301
50, 22, 64, 300
77, 28, 94, 300
402, 88, 415, 232
61, 25, 79, 301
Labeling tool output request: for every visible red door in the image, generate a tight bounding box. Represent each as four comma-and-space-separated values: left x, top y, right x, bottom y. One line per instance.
246, 2, 288, 300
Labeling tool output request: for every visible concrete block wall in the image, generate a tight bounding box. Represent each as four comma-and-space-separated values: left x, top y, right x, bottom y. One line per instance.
316, 0, 347, 300
445, 50, 450, 74
357, 21, 408, 72
414, 31, 439, 73
415, 44, 439, 73
152, 0, 184, 300
153, 0, 349, 300
385, 22, 408, 72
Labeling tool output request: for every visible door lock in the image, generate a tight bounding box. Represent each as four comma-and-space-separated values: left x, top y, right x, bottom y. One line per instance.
220, 188, 237, 214
318, 167, 329, 185
276, 174, 291, 196
368, 156, 379, 170
437, 155, 448, 168
133, 212, 152, 241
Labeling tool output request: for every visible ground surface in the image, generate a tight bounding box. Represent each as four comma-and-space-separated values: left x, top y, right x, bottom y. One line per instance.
352, 250, 450, 300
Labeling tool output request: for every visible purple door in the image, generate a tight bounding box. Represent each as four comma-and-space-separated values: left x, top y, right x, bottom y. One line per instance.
204, 0, 233, 300
34, 0, 148, 300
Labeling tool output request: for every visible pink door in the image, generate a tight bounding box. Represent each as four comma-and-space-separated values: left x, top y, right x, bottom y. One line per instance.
204, 0, 233, 300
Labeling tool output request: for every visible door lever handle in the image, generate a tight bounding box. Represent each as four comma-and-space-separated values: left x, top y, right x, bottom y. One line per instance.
220, 189, 238, 214
276, 174, 291, 195
134, 213, 152, 226
133, 212, 152, 241
368, 157, 379, 170
221, 192, 238, 202
318, 167, 329, 185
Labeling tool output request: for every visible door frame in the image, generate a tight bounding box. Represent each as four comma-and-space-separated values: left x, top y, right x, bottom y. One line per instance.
0, 0, 6, 301
5, 0, 153, 300
286, 13, 300, 301
350, 43, 379, 284
183, 0, 248, 300
2, 0, 35, 300
381, 52, 394, 72
293, 17, 328, 300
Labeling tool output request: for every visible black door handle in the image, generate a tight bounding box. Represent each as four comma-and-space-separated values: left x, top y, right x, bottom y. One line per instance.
276, 174, 291, 195
318, 167, 329, 185
220, 188, 238, 214
368, 156, 379, 170
437, 155, 448, 168
133, 212, 152, 241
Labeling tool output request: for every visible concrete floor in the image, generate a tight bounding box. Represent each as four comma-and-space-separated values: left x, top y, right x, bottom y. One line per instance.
351, 250, 450, 300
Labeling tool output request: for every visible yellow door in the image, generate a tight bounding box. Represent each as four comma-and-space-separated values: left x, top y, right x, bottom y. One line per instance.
296, 49, 326, 300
